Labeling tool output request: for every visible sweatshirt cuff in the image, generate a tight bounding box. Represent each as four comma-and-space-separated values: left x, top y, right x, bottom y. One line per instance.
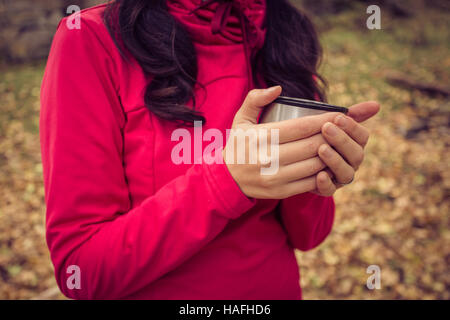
202, 149, 256, 219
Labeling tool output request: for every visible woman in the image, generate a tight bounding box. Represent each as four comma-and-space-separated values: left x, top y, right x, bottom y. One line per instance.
40, 0, 379, 299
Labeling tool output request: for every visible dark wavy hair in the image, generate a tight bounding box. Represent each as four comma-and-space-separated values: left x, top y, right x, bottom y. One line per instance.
104, 0, 326, 125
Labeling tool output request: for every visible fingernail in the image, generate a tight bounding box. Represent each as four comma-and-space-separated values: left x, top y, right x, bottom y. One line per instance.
325, 123, 338, 136
320, 145, 331, 158
335, 115, 348, 128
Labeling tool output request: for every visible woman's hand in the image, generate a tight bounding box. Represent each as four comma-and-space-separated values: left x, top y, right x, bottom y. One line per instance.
313, 102, 380, 196
224, 86, 341, 200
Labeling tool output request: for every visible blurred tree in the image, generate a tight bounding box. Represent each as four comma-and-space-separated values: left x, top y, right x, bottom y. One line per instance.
0, 0, 105, 62
297, 0, 449, 17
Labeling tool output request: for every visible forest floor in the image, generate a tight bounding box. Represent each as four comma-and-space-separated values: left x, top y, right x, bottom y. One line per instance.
0, 6, 448, 299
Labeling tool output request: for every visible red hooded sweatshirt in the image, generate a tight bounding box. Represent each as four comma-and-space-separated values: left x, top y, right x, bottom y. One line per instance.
40, 0, 335, 300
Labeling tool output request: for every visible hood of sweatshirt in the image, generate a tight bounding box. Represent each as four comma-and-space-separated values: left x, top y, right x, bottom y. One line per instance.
167, 0, 266, 50
167, 0, 267, 91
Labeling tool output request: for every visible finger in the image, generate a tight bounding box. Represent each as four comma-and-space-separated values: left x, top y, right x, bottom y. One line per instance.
322, 122, 365, 169
347, 101, 380, 123
259, 112, 340, 144
334, 114, 370, 147
278, 133, 327, 165
277, 157, 326, 183
235, 86, 282, 125
318, 144, 355, 184
278, 176, 317, 199
316, 171, 337, 197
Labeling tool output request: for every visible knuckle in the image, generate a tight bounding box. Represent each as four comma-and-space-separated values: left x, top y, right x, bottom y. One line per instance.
318, 185, 332, 197
248, 132, 259, 148
259, 174, 276, 188
360, 124, 369, 135
347, 117, 358, 131
300, 122, 314, 138
260, 182, 283, 199
247, 89, 260, 103
310, 158, 325, 173
328, 151, 340, 168
318, 175, 331, 191
305, 140, 316, 153
327, 187, 337, 197
354, 150, 365, 166
344, 170, 355, 183
316, 134, 327, 145
362, 130, 370, 145
337, 131, 349, 145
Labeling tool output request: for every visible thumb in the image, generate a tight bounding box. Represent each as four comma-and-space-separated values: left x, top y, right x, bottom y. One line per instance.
234, 86, 282, 125
348, 101, 380, 123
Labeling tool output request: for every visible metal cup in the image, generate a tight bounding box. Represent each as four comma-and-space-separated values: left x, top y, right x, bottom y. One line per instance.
259, 96, 348, 123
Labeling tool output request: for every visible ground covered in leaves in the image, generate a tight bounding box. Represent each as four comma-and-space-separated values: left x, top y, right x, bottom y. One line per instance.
297, 6, 449, 299
0, 6, 448, 299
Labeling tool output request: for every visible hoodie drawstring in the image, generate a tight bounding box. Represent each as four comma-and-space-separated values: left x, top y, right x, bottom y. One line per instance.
190, 0, 265, 90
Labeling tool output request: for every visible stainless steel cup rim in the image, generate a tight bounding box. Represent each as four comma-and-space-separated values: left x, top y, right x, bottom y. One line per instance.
273, 96, 348, 114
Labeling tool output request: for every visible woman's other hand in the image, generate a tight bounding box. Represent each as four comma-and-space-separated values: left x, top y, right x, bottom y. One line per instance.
314, 101, 380, 196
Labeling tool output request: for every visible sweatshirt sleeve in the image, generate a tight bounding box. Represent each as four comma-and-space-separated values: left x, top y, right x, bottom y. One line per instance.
278, 193, 335, 251
40, 17, 255, 299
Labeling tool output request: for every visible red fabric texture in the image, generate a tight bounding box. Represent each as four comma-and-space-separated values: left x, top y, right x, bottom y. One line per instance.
40, 1, 335, 299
